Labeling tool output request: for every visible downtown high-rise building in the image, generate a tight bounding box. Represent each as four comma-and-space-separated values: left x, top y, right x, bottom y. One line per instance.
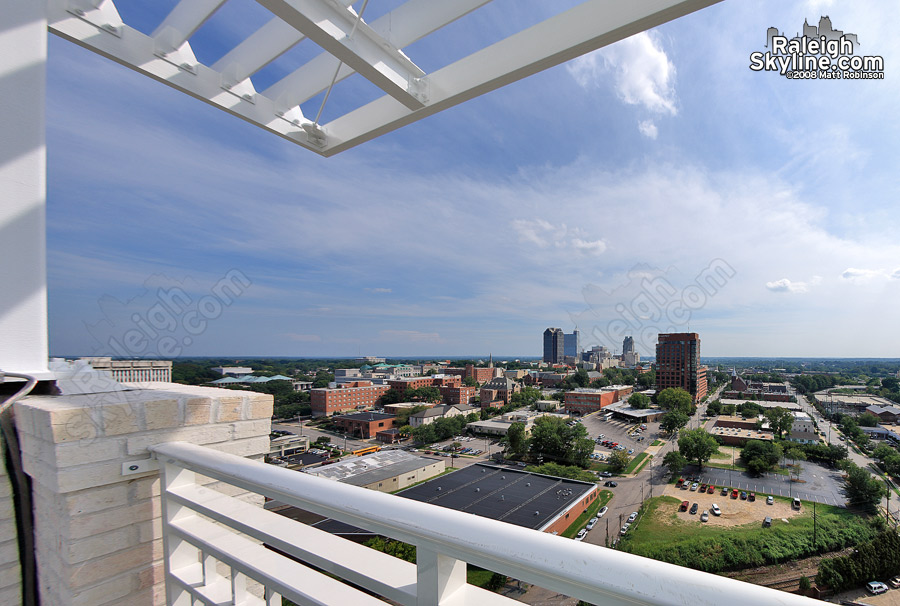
563, 329, 580, 359
543, 327, 564, 364
622, 336, 640, 366
655, 332, 707, 402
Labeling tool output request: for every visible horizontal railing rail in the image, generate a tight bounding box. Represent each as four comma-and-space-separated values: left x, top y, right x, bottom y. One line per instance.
151, 441, 825, 606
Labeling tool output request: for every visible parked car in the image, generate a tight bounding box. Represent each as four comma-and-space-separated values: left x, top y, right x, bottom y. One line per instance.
680, 500, 689, 512
706, 484, 715, 494
586, 517, 598, 530
748, 492, 755, 502
731, 489, 739, 499
627, 449, 634, 455
597, 506, 608, 518
711, 504, 721, 516
628, 512, 638, 523
766, 495, 774, 505
676, 478, 685, 488
866, 581, 888, 595
604, 481, 618, 487
620, 523, 630, 536
700, 511, 709, 522
575, 529, 587, 541
888, 576, 900, 589
689, 503, 699, 515
598, 471, 612, 478
721, 486, 729, 496
763, 517, 772, 527
699, 484, 707, 493
792, 497, 801, 510
690, 482, 699, 491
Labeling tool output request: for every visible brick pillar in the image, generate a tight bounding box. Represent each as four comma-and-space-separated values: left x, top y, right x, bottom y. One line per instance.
15, 384, 272, 606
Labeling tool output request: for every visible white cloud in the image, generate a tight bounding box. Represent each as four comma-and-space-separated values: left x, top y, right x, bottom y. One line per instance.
638, 120, 658, 139
512, 220, 607, 257
365, 287, 392, 293
567, 32, 677, 116
571, 238, 607, 255
892, 269, 900, 280
379, 330, 442, 343
841, 268, 886, 281
286, 333, 321, 342
765, 278, 810, 293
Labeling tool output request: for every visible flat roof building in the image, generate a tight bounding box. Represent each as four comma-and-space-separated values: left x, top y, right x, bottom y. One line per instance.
398, 463, 599, 535
333, 411, 397, 439
305, 450, 444, 493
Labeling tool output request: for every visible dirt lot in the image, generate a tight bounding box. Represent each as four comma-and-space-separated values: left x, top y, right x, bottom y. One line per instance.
662, 484, 802, 526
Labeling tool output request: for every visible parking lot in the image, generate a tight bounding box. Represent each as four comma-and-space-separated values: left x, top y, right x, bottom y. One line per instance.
679, 461, 847, 506
579, 412, 661, 462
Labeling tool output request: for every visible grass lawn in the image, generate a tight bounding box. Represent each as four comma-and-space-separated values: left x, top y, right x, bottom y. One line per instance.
467, 567, 494, 588
625, 452, 650, 474
560, 490, 613, 539
617, 495, 881, 574
651, 440, 663, 446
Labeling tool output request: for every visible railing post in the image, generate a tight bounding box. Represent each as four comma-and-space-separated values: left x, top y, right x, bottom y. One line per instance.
160, 462, 199, 606
416, 547, 466, 606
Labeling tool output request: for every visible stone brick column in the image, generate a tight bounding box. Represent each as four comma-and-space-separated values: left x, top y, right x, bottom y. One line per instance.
0, 431, 22, 604
14, 384, 272, 606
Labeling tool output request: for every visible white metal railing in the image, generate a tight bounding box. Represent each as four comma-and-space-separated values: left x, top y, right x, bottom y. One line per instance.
151, 441, 826, 606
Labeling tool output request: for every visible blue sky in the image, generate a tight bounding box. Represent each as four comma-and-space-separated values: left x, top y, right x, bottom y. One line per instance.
46, 0, 900, 359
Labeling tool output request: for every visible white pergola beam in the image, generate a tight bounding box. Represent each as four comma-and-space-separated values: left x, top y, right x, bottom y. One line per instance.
152, 0, 228, 51
321, 0, 724, 155
256, 0, 426, 111
211, 1, 355, 85
264, 0, 491, 111
47, 0, 327, 151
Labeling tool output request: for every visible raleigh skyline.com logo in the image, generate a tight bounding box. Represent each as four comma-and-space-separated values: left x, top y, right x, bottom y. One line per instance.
749, 16, 884, 80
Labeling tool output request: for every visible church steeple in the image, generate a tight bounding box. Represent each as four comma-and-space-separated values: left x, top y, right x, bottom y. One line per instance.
488, 353, 493, 368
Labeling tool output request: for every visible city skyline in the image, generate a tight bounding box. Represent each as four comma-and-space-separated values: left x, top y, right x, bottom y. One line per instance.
45, 1, 900, 359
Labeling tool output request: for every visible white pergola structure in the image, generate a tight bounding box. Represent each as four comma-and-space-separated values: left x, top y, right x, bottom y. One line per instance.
1, 0, 722, 377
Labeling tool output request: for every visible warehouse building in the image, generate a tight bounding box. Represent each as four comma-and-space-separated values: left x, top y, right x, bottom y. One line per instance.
305, 450, 445, 493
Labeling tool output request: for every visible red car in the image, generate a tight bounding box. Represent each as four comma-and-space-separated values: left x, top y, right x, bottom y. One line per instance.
680, 500, 689, 512
676, 478, 685, 488
707, 485, 715, 494
731, 489, 739, 499
699, 484, 707, 492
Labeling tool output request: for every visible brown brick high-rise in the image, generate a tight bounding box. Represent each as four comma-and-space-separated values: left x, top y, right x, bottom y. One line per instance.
655, 333, 707, 402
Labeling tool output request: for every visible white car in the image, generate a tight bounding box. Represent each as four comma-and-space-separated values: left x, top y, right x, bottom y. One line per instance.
866, 581, 888, 595
766, 495, 774, 505
700, 511, 709, 522
586, 517, 598, 530
575, 529, 587, 541
627, 511, 638, 523
690, 482, 699, 491
619, 523, 630, 536
597, 506, 608, 518
711, 504, 721, 516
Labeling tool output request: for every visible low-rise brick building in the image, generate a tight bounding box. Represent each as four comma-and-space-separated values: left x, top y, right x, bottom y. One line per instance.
479, 377, 521, 406
439, 385, 476, 405
563, 385, 633, 415
333, 411, 397, 438
310, 382, 391, 417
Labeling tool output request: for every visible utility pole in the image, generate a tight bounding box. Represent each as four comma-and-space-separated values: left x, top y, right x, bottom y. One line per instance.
813, 500, 817, 547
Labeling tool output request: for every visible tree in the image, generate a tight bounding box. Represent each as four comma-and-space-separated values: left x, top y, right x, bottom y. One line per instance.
677, 428, 719, 470
785, 447, 807, 480
525, 462, 596, 482
657, 388, 692, 414
763, 407, 793, 438
628, 393, 651, 409
395, 405, 429, 426
739, 401, 762, 418
463, 377, 478, 387
857, 412, 880, 427
607, 449, 630, 473
528, 416, 594, 467
663, 451, 688, 477
740, 439, 782, 475
844, 462, 886, 512
506, 422, 527, 457
660, 410, 689, 434
705, 400, 722, 416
